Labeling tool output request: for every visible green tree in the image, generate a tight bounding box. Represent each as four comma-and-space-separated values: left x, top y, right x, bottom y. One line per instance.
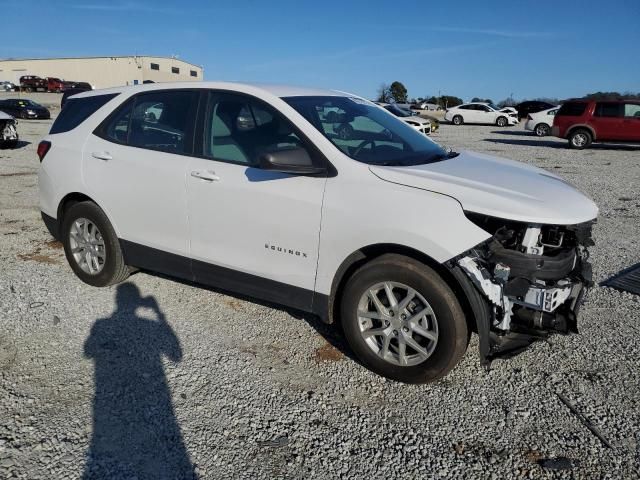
439, 95, 463, 108
389, 81, 408, 103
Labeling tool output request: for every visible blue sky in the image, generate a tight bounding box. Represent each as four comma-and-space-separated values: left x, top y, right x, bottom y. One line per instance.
3, 0, 639, 102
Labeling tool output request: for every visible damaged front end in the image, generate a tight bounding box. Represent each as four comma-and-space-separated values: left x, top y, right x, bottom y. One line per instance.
449, 212, 594, 366
0, 113, 19, 148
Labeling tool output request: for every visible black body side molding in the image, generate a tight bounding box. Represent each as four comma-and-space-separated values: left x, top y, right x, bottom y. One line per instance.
119, 239, 327, 319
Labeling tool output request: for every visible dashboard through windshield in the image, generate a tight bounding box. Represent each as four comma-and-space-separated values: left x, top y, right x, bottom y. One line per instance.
283, 96, 448, 166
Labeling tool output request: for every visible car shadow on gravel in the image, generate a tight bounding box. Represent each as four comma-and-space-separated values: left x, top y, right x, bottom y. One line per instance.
489, 130, 531, 136
487, 138, 640, 151
0, 140, 30, 150
147, 272, 360, 364
83, 282, 197, 480
485, 138, 565, 148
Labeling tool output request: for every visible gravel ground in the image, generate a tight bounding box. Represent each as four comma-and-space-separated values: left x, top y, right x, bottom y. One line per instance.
1, 101, 639, 479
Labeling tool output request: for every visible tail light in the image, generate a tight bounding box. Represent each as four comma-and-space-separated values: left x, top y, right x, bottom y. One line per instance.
37, 141, 51, 162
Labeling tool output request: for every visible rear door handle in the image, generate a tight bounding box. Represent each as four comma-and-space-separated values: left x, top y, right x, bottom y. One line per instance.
190, 170, 220, 182
91, 151, 112, 161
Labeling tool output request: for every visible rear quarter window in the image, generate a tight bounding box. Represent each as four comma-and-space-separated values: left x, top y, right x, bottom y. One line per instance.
556, 102, 587, 117
50, 93, 119, 134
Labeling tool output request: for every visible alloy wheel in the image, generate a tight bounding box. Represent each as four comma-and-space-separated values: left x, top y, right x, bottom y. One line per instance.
572, 132, 588, 147
535, 124, 549, 136
357, 281, 438, 366
68, 218, 106, 275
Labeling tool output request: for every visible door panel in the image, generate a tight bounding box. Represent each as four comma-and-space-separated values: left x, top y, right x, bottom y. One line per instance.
83, 135, 191, 256
187, 161, 325, 305
622, 103, 640, 141
464, 106, 481, 123
83, 90, 198, 258
590, 102, 623, 140
187, 92, 326, 309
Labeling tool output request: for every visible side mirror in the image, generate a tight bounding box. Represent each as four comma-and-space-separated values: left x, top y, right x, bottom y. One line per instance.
258, 147, 326, 175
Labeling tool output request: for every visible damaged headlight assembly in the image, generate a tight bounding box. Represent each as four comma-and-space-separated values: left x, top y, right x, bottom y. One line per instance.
450, 212, 594, 363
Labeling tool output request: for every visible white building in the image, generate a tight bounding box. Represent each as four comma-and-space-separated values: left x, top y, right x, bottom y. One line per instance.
0, 56, 203, 89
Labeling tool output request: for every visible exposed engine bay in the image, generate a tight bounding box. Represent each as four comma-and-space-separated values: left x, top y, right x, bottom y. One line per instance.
452, 212, 594, 362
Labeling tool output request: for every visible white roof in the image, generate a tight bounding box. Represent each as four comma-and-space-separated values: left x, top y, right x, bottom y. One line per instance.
73, 81, 350, 99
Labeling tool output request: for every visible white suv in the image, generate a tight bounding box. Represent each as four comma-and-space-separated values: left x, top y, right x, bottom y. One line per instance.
38, 82, 598, 383
445, 102, 518, 126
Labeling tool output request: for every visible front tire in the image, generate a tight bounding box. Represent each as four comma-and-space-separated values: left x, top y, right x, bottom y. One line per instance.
534, 123, 550, 136
496, 116, 508, 127
452, 115, 463, 126
568, 129, 592, 149
340, 254, 469, 384
61, 201, 129, 287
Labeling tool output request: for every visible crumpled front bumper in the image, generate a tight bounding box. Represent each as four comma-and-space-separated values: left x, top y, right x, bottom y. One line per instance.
447, 239, 593, 366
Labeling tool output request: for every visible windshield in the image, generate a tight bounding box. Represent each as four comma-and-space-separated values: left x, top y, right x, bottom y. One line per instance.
488, 104, 500, 111
17, 100, 39, 107
283, 96, 447, 166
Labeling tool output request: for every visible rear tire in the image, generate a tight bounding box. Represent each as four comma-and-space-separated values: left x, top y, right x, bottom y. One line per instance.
534, 123, 550, 136
340, 254, 469, 384
452, 115, 463, 126
496, 116, 508, 127
61, 201, 129, 287
568, 129, 592, 149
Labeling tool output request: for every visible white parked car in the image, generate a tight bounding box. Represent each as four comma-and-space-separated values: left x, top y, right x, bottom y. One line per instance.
382, 103, 432, 134
38, 82, 598, 383
524, 106, 559, 136
445, 102, 518, 127
1, 81, 18, 92
499, 106, 519, 119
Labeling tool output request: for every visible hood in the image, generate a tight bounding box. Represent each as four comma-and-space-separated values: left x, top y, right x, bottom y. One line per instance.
405, 115, 430, 124
369, 150, 598, 225
0, 110, 14, 120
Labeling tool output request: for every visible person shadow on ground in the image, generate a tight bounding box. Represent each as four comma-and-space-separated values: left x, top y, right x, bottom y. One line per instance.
83, 282, 197, 479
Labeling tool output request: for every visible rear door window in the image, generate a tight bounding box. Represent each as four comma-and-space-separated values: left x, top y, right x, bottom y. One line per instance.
97, 90, 199, 154
594, 102, 622, 118
128, 91, 198, 154
557, 102, 587, 116
50, 93, 119, 134
101, 100, 133, 144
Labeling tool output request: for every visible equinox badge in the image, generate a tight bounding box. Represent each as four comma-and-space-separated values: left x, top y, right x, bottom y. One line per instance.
265, 243, 308, 258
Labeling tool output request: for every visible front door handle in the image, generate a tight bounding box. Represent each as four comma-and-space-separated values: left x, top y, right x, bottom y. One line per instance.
190, 170, 220, 182
91, 151, 112, 161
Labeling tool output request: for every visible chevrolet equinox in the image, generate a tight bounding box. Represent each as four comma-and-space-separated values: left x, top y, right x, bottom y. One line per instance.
38, 83, 598, 383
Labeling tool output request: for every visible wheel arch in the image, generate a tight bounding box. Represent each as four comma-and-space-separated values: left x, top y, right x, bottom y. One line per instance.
567, 124, 596, 140
323, 243, 483, 338
54, 192, 120, 239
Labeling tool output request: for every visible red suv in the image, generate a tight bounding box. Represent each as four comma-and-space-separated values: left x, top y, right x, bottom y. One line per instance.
552, 99, 640, 149
46, 77, 64, 93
